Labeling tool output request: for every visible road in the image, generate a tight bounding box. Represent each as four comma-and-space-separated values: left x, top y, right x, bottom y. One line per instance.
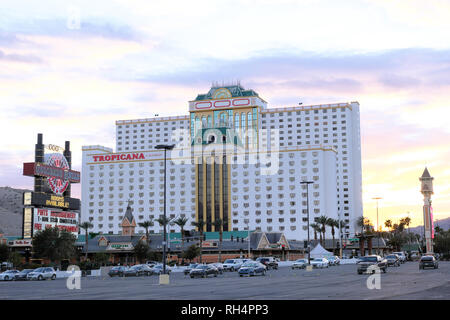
1, 261, 449, 300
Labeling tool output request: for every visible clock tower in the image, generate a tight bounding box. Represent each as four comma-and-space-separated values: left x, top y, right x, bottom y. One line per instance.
419, 167, 434, 254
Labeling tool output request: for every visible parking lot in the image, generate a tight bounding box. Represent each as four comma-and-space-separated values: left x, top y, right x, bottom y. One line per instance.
1, 261, 449, 300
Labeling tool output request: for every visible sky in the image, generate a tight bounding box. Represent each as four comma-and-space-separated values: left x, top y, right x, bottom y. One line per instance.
1, 0, 449, 229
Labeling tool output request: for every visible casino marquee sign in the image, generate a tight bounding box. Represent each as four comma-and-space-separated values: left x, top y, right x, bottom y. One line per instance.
21, 134, 81, 239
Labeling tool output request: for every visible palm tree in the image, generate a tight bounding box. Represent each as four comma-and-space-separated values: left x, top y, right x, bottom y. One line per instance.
213, 219, 224, 262
138, 219, 154, 246
310, 223, 320, 241
191, 219, 206, 263
173, 216, 189, 263
79, 221, 93, 261
315, 216, 328, 246
326, 218, 340, 252
384, 219, 392, 231
156, 216, 174, 264
356, 217, 367, 256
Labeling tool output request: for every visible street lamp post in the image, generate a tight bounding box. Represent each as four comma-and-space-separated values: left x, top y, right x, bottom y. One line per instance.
301, 180, 314, 264
155, 144, 175, 275
372, 197, 382, 255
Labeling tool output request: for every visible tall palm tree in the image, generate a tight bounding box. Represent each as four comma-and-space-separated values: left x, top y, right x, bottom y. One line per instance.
173, 216, 189, 263
384, 219, 392, 231
326, 218, 340, 252
138, 219, 154, 246
79, 221, 93, 261
310, 223, 320, 241
315, 216, 329, 246
213, 219, 224, 262
156, 215, 174, 263
191, 219, 205, 263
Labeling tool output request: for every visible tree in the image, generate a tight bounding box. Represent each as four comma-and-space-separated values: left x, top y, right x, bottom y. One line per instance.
315, 216, 328, 246
133, 241, 150, 264
384, 219, 393, 231
93, 252, 110, 266
191, 219, 205, 263
434, 229, 450, 258
173, 216, 189, 262
138, 219, 154, 246
79, 221, 93, 261
32, 227, 77, 268
8, 251, 22, 267
0, 244, 8, 262
356, 217, 372, 256
310, 223, 320, 241
327, 218, 339, 252
212, 218, 224, 262
183, 244, 201, 263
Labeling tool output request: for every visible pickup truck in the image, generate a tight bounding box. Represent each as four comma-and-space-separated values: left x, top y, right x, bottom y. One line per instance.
357, 255, 387, 274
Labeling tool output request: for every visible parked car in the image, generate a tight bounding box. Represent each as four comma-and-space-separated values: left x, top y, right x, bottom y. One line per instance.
124, 264, 152, 277
108, 266, 128, 277
152, 264, 172, 275
238, 262, 267, 277
184, 263, 200, 275
419, 255, 439, 270
0, 270, 20, 281
310, 258, 329, 269
291, 259, 308, 269
222, 259, 244, 272
393, 252, 407, 264
255, 257, 279, 270
385, 254, 401, 267
208, 263, 224, 274
189, 265, 218, 278
14, 269, 34, 281
357, 255, 387, 274
27, 267, 57, 280
327, 256, 340, 266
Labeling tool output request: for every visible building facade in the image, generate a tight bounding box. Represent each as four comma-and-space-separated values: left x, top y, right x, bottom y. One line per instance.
82, 84, 362, 240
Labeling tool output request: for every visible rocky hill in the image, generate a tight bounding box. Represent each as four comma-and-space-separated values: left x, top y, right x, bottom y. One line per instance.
0, 186, 31, 236
408, 217, 450, 234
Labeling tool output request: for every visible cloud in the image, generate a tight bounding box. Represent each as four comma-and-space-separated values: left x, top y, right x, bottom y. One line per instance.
0, 49, 42, 63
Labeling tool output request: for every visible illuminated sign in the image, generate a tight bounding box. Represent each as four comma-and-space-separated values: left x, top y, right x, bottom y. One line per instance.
33, 208, 79, 237
23, 192, 80, 210
44, 144, 64, 153
23, 163, 80, 183
92, 153, 145, 162
8, 239, 32, 247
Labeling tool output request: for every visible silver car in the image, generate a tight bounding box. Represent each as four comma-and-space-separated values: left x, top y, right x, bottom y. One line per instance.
27, 267, 57, 280
0, 270, 20, 281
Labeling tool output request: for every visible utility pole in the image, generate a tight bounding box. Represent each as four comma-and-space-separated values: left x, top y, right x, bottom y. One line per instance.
301, 180, 314, 264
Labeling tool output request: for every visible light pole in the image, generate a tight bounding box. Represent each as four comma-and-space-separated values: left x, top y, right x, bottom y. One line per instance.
245, 220, 251, 258
155, 144, 175, 275
301, 180, 314, 264
372, 197, 382, 255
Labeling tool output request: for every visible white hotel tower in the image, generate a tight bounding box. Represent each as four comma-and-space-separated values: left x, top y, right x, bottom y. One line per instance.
82, 84, 363, 240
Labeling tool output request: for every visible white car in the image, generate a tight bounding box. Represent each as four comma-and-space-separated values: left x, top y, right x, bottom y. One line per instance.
291, 259, 308, 269
393, 252, 407, 264
222, 259, 244, 271
310, 258, 329, 268
27, 267, 57, 280
0, 270, 20, 281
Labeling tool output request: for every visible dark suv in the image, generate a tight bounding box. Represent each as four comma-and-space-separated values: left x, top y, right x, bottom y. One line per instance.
256, 257, 278, 270
357, 255, 387, 274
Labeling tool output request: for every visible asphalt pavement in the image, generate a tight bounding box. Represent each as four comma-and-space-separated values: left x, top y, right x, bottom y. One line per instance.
1, 261, 449, 300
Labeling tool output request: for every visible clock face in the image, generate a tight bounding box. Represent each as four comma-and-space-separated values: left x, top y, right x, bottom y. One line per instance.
45, 153, 70, 195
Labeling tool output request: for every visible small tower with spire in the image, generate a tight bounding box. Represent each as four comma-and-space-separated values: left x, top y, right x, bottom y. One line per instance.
120, 201, 136, 236
419, 167, 434, 254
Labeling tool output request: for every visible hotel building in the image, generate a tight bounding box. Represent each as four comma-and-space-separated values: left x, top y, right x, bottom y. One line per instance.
82, 84, 362, 240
